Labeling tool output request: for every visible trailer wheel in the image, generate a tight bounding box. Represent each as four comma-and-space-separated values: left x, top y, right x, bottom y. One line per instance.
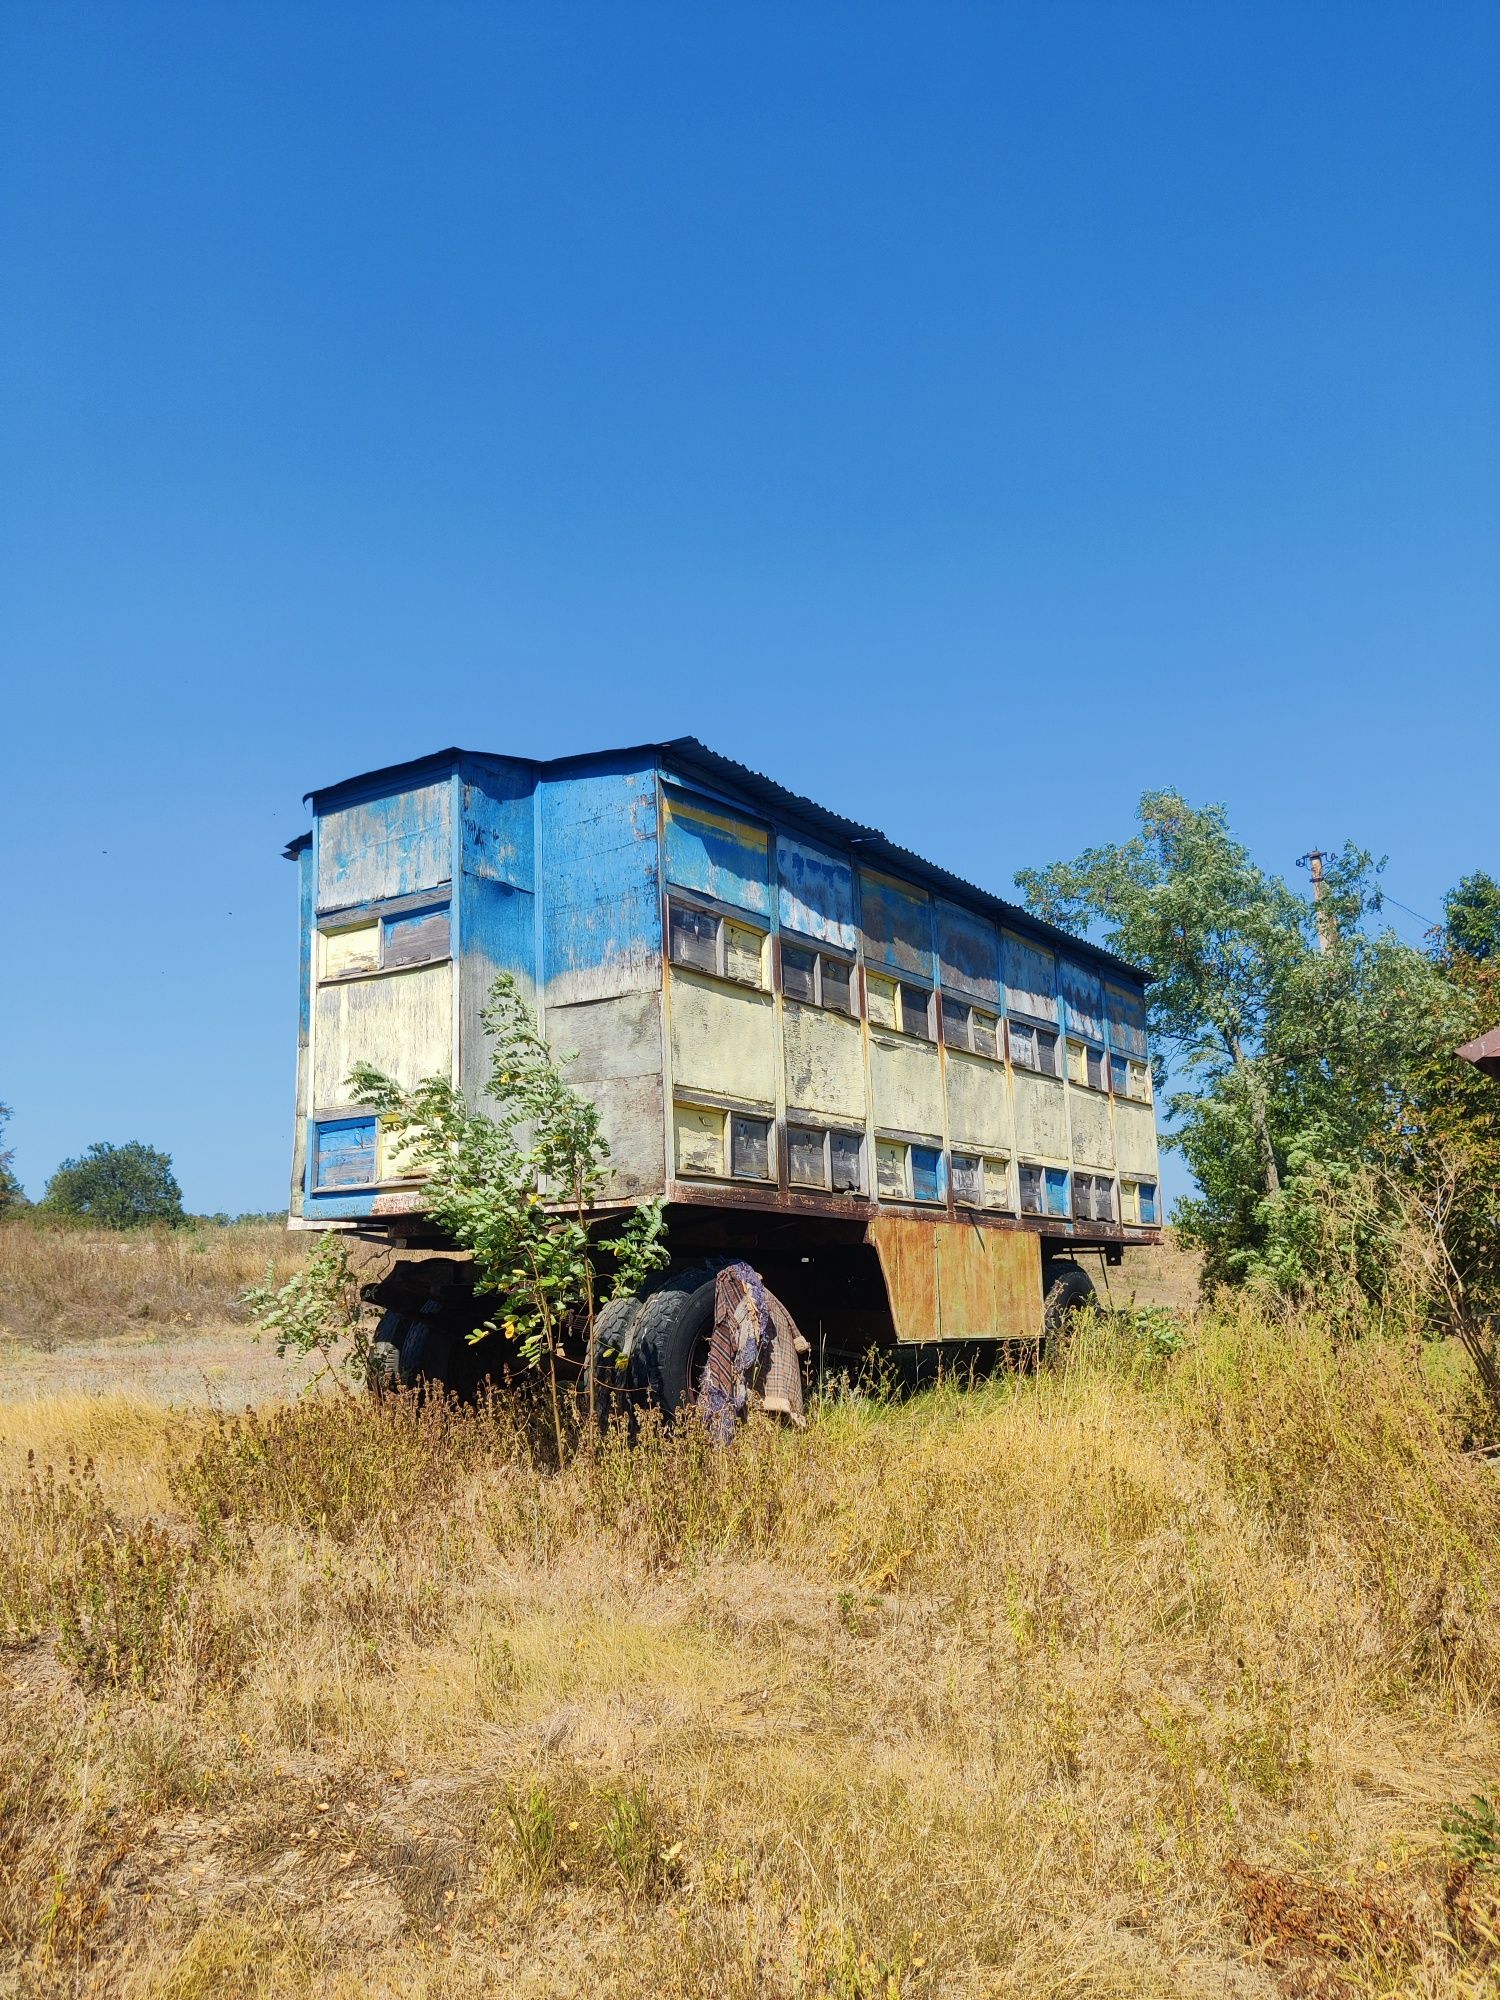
628, 1261, 734, 1422
583, 1294, 644, 1431
399, 1309, 455, 1392
1041, 1262, 1095, 1369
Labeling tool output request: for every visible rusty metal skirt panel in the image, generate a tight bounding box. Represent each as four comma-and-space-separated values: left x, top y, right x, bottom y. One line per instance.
867, 1215, 1042, 1343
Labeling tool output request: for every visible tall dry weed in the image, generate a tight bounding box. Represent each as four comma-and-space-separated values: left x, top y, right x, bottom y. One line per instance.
0, 1301, 1498, 1997
0, 1217, 305, 1344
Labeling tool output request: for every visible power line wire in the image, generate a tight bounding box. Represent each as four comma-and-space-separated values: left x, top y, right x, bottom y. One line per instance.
1380, 891, 1440, 932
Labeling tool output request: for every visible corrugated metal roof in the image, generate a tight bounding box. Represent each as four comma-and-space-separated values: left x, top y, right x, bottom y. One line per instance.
659, 738, 1143, 982
298, 737, 1146, 984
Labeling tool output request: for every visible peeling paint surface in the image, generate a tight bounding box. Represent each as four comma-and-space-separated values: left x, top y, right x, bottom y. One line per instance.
550, 990, 664, 1196
870, 1031, 944, 1140
945, 1050, 1013, 1152
314, 963, 452, 1105
1105, 983, 1149, 1059
1061, 959, 1106, 1043
663, 793, 771, 918
668, 970, 777, 1106
1012, 1071, 1069, 1161
777, 833, 857, 950
461, 760, 534, 887
1068, 1087, 1115, 1168
1114, 1098, 1158, 1176
1003, 931, 1059, 1023
860, 870, 934, 976
937, 900, 1000, 1004
318, 781, 452, 912
782, 1005, 865, 1120
542, 766, 661, 1007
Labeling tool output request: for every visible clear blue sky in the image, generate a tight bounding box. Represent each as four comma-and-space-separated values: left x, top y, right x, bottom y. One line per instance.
2, 3, 1496, 1213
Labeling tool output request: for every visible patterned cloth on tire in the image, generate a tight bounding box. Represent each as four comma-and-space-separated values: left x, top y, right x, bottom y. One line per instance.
696, 1261, 809, 1442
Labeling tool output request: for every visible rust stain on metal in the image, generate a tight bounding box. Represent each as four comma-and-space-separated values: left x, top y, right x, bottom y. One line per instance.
868, 1215, 941, 1343
872, 1214, 1041, 1342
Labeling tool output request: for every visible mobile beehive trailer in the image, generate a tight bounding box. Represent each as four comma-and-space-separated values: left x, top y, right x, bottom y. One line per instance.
285, 740, 1162, 1401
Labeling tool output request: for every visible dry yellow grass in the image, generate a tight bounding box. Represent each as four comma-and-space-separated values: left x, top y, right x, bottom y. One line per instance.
0, 1219, 306, 1349
1, 1263, 1499, 1996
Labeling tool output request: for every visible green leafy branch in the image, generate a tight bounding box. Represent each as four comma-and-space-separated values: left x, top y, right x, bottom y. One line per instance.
347, 973, 667, 1451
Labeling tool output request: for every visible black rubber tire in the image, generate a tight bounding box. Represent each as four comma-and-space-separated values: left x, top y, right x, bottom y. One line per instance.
399, 1312, 456, 1391
367, 1340, 403, 1394
1041, 1262, 1096, 1368
627, 1260, 736, 1422
583, 1294, 643, 1431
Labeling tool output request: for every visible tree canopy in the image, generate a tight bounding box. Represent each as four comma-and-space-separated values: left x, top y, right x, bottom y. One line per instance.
41, 1141, 185, 1230
0, 1104, 25, 1218
1445, 872, 1500, 964
1016, 793, 1476, 1306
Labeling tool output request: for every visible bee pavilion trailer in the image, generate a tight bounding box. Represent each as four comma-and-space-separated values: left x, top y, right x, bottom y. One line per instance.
285, 739, 1161, 1395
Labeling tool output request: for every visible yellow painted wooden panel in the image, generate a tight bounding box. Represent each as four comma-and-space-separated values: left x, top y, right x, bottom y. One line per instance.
946, 1050, 1013, 1151
1012, 1071, 1069, 1161
314, 963, 452, 1105
321, 922, 379, 979
783, 1007, 866, 1120
1115, 1098, 1160, 1177
866, 973, 898, 1030
724, 922, 766, 987
876, 1140, 907, 1198
1068, 1087, 1115, 1167
377, 1121, 424, 1182
983, 1157, 1011, 1207
870, 1033, 944, 1141
668, 971, 776, 1105
674, 1103, 725, 1176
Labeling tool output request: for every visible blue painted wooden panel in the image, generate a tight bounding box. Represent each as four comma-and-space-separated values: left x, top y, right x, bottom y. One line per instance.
317, 780, 453, 913
306, 1183, 376, 1220
936, 899, 1000, 1005
910, 1145, 944, 1203
460, 879, 536, 1101
1105, 982, 1149, 1059
663, 791, 771, 917
777, 833, 856, 950
461, 757, 535, 889
1002, 932, 1059, 1022
1045, 1167, 1070, 1217
1139, 1181, 1159, 1224
1061, 959, 1105, 1044
860, 871, 933, 977
314, 1116, 377, 1188
541, 765, 662, 1006
290, 844, 314, 1218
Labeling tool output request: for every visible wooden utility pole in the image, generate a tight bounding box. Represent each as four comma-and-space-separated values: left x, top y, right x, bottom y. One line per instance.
1299, 849, 1338, 953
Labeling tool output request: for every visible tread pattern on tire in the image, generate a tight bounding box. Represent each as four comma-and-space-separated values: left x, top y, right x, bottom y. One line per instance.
1041, 1261, 1096, 1366
584, 1294, 644, 1428
625, 1258, 738, 1420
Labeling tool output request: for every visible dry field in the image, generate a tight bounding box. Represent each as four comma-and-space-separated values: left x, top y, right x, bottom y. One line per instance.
2, 1225, 1499, 1998
0, 1223, 316, 1413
